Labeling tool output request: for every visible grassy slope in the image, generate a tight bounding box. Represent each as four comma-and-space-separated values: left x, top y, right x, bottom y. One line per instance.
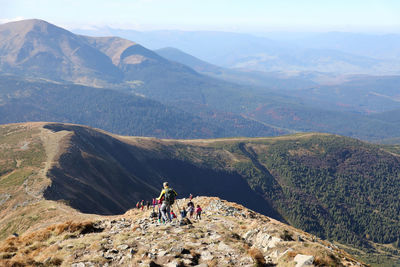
0, 123, 99, 241
1, 122, 400, 265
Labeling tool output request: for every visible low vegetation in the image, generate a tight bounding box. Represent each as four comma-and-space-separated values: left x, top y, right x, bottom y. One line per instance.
1, 123, 400, 265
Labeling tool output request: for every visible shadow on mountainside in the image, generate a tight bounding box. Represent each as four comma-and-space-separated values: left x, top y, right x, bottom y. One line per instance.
42, 123, 283, 220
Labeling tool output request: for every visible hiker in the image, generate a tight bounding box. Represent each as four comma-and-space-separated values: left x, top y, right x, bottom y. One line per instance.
155, 198, 162, 223
179, 207, 192, 226
189, 193, 193, 201
195, 205, 202, 220
146, 200, 150, 210
152, 198, 156, 209
171, 209, 177, 221
136, 201, 140, 209
187, 201, 195, 218
141, 200, 145, 211
157, 182, 178, 223
180, 207, 187, 219
158, 205, 163, 223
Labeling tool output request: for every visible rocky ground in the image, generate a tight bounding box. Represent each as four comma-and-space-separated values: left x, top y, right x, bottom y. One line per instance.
0, 197, 366, 267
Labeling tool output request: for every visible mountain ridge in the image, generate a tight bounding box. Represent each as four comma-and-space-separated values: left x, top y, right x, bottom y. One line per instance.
0, 196, 367, 267
1, 122, 400, 265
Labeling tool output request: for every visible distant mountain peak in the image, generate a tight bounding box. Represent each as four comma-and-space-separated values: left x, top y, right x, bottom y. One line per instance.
0, 18, 68, 36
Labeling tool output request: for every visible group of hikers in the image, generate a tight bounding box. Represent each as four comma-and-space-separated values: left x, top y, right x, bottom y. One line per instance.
137, 182, 202, 224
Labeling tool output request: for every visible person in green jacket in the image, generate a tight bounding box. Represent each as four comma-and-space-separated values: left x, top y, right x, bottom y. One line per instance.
157, 182, 178, 223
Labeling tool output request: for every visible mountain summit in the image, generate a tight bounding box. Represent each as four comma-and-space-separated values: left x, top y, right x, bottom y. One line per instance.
0, 19, 122, 85
0, 19, 199, 88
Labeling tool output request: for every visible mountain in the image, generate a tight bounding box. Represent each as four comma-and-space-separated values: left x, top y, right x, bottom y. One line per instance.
288, 75, 400, 114
154, 47, 400, 119
0, 75, 284, 138
1, 122, 400, 265
0, 19, 294, 137
155, 46, 318, 90
3, 19, 400, 142
74, 27, 400, 75
0, 19, 122, 86
155, 47, 222, 74
290, 32, 400, 60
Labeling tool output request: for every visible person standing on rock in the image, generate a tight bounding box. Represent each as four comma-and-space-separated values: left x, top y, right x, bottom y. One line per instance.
195, 204, 202, 220
157, 182, 178, 223
187, 200, 195, 218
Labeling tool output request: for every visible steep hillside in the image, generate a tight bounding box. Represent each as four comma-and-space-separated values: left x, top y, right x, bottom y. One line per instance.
0, 123, 100, 243
2, 122, 400, 265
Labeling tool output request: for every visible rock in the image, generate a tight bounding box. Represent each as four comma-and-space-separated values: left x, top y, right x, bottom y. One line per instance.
294, 254, 314, 267
255, 232, 281, 250
209, 233, 221, 240
243, 229, 259, 240
119, 256, 128, 265
281, 248, 294, 257
194, 264, 208, 267
117, 244, 129, 250
147, 252, 157, 259
239, 256, 254, 265
182, 258, 192, 265
165, 261, 179, 267
103, 250, 119, 260
218, 242, 234, 252
71, 263, 85, 267
170, 247, 190, 256
158, 250, 168, 257
201, 251, 214, 261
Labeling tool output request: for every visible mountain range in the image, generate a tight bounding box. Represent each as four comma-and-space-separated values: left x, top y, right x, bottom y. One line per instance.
1, 18, 400, 144
75, 27, 400, 75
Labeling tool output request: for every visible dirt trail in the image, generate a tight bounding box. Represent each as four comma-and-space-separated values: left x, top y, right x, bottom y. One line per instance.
39, 126, 72, 183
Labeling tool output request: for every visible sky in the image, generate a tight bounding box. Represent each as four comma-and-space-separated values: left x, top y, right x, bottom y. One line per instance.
1, 0, 400, 33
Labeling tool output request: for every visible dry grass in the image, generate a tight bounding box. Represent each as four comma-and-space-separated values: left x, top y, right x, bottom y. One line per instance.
207, 259, 219, 267
248, 247, 266, 266
0, 220, 100, 266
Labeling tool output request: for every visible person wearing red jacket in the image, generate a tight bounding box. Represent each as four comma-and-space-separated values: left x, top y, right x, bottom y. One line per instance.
195, 205, 202, 220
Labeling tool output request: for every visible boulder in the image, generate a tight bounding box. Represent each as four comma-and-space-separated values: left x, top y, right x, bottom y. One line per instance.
294, 254, 314, 267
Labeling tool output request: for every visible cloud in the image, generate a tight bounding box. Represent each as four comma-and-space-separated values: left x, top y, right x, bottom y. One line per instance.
0, 16, 26, 24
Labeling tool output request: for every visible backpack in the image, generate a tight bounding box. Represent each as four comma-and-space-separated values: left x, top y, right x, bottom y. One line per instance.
164, 188, 176, 205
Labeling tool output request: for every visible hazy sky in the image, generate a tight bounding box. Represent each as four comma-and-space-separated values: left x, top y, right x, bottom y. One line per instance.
1, 0, 400, 32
